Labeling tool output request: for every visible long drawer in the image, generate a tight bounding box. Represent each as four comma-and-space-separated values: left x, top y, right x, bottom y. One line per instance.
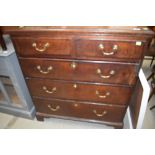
20, 58, 138, 85
26, 79, 132, 105
33, 98, 126, 123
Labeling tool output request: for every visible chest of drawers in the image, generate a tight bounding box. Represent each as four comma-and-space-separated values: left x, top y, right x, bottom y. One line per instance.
1, 26, 154, 128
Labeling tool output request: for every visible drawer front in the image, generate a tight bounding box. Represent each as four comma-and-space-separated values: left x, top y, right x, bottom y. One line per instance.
27, 79, 132, 105
76, 39, 144, 60
12, 37, 72, 57
20, 58, 137, 85
33, 98, 126, 123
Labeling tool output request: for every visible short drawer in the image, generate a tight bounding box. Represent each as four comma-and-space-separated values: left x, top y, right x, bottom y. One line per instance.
76, 38, 144, 61
12, 37, 72, 57
20, 58, 137, 86
27, 79, 132, 105
33, 98, 126, 123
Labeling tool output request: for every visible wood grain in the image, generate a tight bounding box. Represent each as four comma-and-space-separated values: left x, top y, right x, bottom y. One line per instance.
26, 78, 132, 105
19, 58, 138, 85
33, 98, 126, 123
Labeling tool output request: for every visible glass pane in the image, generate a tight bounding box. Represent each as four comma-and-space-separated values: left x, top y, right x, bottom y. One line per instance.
0, 75, 22, 107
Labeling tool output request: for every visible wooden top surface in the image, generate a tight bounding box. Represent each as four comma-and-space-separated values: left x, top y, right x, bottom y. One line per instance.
0, 26, 154, 36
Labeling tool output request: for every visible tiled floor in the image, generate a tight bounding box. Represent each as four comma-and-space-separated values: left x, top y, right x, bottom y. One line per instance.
0, 59, 155, 129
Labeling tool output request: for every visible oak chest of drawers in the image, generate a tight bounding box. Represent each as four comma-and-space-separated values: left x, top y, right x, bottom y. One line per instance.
1, 26, 154, 128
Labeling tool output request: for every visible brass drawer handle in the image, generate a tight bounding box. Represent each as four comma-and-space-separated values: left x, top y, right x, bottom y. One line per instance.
32, 42, 49, 52
96, 90, 110, 98
42, 86, 56, 94
98, 43, 104, 50
18, 26, 25, 29
74, 103, 79, 107
37, 65, 53, 74
73, 84, 78, 89
70, 62, 77, 70
48, 104, 60, 111
98, 44, 118, 56
93, 110, 107, 117
96, 69, 115, 79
